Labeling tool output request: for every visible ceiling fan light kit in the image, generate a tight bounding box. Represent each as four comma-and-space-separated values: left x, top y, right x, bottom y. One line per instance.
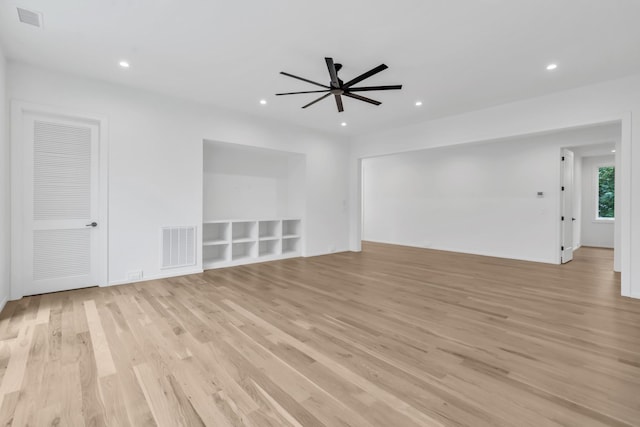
277, 57, 402, 112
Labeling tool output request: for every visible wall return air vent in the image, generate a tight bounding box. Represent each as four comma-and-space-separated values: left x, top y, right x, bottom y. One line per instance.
161, 226, 196, 269
17, 7, 43, 28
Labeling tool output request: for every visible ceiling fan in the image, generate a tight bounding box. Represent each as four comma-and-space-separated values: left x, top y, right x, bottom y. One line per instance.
276, 57, 402, 112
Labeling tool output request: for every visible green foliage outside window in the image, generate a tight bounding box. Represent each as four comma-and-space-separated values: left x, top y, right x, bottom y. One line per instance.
598, 166, 615, 219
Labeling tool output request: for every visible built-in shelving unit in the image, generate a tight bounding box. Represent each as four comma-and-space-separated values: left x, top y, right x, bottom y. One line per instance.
202, 219, 301, 269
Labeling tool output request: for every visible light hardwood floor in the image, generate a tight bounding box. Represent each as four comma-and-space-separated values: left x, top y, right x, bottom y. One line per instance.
0, 243, 639, 426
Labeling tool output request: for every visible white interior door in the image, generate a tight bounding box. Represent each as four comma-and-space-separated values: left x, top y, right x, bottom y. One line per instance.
561, 149, 575, 263
22, 113, 100, 295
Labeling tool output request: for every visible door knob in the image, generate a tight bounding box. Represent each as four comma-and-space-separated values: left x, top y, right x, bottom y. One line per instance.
86, 222, 98, 227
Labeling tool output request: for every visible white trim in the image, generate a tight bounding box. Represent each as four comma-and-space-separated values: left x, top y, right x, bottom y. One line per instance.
348, 158, 362, 252
111, 250, 344, 284
620, 113, 632, 297
557, 148, 562, 263
558, 148, 570, 264
206, 252, 303, 269
363, 239, 558, 264
10, 100, 109, 300
613, 136, 622, 272
108, 267, 203, 287
0, 296, 7, 313
303, 249, 349, 258
579, 243, 614, 249
592, 218, 615, 224
10, 104, 24, 300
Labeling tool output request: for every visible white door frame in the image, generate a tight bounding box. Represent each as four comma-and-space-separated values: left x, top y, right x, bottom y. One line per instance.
619, 112, 632, 297
11, 101, 109, 300
560, 148, 575, 263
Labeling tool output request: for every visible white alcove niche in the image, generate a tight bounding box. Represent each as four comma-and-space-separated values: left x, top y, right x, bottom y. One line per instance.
202, 140, 305, 269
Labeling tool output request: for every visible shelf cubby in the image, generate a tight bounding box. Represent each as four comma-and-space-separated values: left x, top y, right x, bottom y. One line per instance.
232, 241, 256, 260
282, 236, 300, 254
232, 221, 256, 242
259, 239, 280, 257
282, 219, 301, 238
259, 220, 281, 240
203, 221, 229, 245
203, 243, 229, 268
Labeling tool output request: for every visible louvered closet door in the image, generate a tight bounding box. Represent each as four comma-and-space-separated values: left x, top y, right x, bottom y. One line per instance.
23, 114, 100, 295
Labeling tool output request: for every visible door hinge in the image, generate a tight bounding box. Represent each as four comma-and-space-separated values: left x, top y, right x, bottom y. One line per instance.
561, 246, 565, 251
561, 216, 565, 221
561, 186, 565, 191
562, 156, 565, 161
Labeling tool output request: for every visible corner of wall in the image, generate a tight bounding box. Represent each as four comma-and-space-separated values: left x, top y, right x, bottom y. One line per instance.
0, 44, 10, 311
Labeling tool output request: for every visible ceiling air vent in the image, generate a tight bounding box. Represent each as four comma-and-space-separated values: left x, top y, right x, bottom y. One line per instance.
17, 7, 43, 28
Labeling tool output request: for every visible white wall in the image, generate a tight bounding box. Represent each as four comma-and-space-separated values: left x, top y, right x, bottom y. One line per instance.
350, 73, 638, 297
203, 141, 305, 220
362, 125, 619, 264
8, 63, 350, 295
0, 45, 9, 309
581, 155, 615, 248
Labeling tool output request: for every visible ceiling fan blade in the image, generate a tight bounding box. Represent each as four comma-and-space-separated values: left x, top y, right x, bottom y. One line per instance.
302, 93, 332, 109
325, 57, 340, 88
343, 64, 388, 88
348, 85, 403, 92
334, 94, 344, 112
276, 89, 330, 96
280, 72, 330, 89
343, 92, 381, 106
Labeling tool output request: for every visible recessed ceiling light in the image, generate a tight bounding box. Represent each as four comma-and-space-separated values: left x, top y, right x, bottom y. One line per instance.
259, 99, 267, 105
612, 149, 616, 153
341, 122, 347, 127
546, 63, 558, 71
119, 61, 130, 68
415, 101, 423, 107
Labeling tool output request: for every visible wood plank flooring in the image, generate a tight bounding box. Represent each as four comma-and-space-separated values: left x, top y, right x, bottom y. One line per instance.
0, 242, 639, 426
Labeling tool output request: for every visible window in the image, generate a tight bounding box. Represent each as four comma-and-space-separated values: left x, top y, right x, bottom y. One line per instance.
597, 166, 615, 220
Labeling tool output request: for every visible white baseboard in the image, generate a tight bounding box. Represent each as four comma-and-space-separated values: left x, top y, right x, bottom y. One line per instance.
107, 267, 203, 287
0, 295, 7, 314
204, 252, 303, 270
303, 249, 349, 258
626, 290, 640, 300
363, 239, 556, 264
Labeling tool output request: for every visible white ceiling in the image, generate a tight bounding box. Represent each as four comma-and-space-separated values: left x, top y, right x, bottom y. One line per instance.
2, 1, 640, 136
570, 142, 617, 158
